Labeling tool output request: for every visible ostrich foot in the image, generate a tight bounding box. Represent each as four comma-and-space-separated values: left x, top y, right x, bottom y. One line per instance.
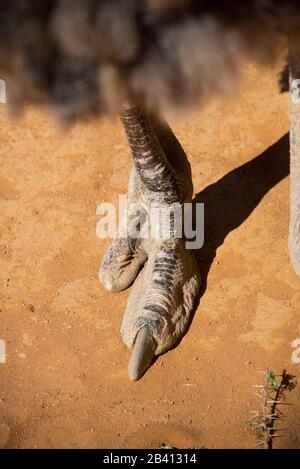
100, 184, 200, 381
100, 106, 201, 380
122, 238, 200, 381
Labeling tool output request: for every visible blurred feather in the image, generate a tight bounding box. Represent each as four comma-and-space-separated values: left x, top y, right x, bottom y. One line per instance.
0, 0, 299, 123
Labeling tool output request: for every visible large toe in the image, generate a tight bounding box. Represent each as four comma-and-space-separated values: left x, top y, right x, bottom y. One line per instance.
121, 240, 201, 379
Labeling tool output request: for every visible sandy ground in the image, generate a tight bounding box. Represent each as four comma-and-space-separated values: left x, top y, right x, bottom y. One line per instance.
0, 63, 299, 449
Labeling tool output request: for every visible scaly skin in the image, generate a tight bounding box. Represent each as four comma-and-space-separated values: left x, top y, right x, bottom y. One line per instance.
100, 107, 200, 380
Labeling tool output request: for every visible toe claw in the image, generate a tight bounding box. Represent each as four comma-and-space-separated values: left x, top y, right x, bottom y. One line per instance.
128, 327, 156, 381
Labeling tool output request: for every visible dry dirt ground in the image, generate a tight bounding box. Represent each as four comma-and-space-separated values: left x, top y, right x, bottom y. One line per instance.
0, 63, 299, 449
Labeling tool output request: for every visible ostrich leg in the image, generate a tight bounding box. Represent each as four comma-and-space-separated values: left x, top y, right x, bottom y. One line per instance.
100, 107, 201, 380
289, 47, 300, 276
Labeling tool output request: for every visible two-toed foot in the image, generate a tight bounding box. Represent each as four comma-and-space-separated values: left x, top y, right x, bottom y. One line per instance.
100, 107, 201, 380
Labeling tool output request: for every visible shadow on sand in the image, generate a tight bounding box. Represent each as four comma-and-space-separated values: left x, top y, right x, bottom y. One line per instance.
154, 116, 289, 307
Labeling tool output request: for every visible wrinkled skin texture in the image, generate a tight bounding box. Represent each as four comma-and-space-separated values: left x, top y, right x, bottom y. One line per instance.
100, 108, 200, 379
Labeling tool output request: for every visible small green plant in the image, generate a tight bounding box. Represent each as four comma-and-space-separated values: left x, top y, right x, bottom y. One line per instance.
266, 370, 280, 391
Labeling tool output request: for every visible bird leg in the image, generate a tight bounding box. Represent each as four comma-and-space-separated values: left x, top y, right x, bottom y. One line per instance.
100, 106, 201, 380
289, 46, 300, 276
